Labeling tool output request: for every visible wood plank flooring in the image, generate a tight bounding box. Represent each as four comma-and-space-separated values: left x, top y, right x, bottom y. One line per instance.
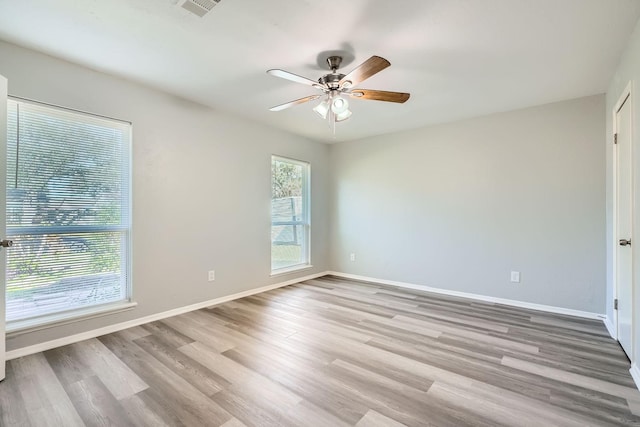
2, 275, 640, 426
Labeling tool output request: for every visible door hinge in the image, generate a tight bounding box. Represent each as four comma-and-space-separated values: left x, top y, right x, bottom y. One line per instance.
614, 299, 619, 310
614, 133, 618, 144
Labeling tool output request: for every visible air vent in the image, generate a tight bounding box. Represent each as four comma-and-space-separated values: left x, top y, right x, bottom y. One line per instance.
181, 0, 220, 17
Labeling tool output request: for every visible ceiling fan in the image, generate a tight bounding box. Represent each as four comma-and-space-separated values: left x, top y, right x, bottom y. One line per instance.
267, 55, 410, 126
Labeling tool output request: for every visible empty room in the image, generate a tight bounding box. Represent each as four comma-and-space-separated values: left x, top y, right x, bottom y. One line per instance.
1, 0, 640, 426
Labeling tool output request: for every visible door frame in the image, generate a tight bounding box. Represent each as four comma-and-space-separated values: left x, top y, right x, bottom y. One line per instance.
0, 74, 6, 380
612, 81, 633, 353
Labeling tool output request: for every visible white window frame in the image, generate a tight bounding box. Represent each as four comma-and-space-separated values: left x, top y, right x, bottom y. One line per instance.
5, 97, 135, 334
270, 155, 311, 275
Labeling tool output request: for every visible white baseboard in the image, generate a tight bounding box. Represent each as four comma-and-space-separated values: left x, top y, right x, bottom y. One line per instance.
603, 316, 617, 339
5, 270, 609, 360
5, 271, 329, 360
327, 271, 605, 320
630, 364, 640, 391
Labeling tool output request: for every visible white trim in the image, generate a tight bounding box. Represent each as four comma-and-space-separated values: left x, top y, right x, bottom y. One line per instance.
270, 264, 313, 277
612, 81, 635, 360
604, 316, 617, 339
5, 271, 328, 360
8, 95, 131, 124
270, 155, 311, 274
4, 270, 610, 360
5, 98, 133, 340
612, 99, 619, 344
630, 364, 640, 391
7, 301, 138, 336
614, 82, 633, 113
327, 271, 605, 320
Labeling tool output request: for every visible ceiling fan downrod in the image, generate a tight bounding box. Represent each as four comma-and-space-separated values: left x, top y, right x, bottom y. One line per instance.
326, 55, 342, 72
319, 56, 346, 90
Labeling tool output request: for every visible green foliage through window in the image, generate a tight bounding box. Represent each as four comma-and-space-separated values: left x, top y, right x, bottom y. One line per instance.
5, 99, 131, 322
271, 156, 309, 271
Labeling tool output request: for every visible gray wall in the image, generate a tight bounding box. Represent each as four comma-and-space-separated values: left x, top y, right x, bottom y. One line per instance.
329, 95, 606, 313
606, 18, 640, 365
0, 38, 612, 353
0, 41, 331, 351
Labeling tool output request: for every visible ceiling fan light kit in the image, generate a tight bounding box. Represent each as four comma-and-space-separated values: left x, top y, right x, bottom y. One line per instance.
267, 54, 410, 132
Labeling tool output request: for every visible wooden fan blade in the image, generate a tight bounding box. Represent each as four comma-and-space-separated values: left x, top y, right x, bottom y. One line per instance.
267, 69, 322, 87
349, 89, 410, 103
269, 95, 322, 112
339, 56, 390, 87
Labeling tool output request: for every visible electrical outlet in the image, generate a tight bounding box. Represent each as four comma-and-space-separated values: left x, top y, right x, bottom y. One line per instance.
208, 270, 215, 282
350, 253, 356, 262
510, 271, 520, 283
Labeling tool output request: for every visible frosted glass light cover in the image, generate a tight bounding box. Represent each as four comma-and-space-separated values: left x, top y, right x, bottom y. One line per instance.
331, 96, 349, 114
313, 99, 330, 119
336, 109, 352, 122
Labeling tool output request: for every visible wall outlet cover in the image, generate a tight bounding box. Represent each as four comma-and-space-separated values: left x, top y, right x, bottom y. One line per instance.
510, 271, 520, 283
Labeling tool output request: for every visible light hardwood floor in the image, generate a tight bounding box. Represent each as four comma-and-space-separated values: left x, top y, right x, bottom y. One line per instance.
1, 275, 639, 426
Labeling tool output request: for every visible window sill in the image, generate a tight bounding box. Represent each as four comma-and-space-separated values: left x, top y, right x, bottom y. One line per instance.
6, 301, 138, 337
270, 264, 314, 278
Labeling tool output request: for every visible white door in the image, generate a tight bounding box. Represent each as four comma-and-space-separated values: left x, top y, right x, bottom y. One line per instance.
0, 75, 7, 380
616, 90, 633, 359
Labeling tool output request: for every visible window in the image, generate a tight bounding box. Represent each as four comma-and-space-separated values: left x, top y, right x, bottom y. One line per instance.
5, 98, 131, 326
271, 156, 310, 273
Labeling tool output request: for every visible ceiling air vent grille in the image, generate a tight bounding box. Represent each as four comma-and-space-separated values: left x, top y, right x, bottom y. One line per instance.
181, 0, 220, 17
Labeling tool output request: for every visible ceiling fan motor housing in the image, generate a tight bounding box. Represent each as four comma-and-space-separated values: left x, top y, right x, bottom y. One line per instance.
319, 73, 345, 89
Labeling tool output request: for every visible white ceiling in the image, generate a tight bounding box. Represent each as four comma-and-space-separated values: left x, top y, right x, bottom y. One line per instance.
0, 0, 639, 143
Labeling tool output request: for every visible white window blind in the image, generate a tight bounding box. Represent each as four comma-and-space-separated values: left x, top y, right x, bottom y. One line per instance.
5, 99, 131, 323
271, 156, 310, 272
